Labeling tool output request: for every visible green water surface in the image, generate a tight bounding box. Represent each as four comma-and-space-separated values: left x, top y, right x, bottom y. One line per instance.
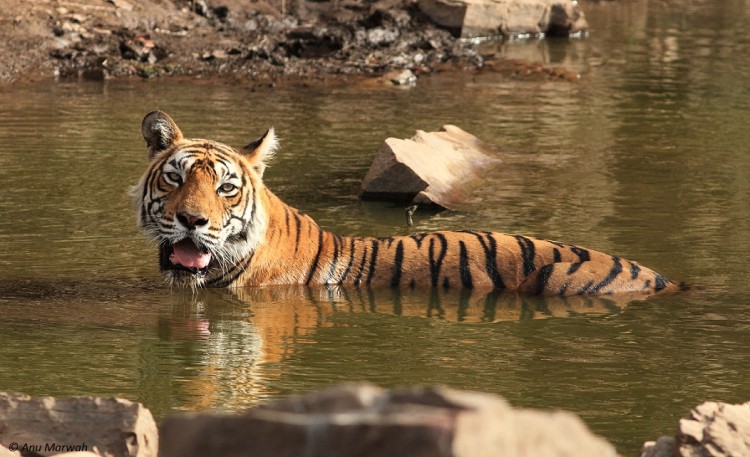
1, 1, 750, 454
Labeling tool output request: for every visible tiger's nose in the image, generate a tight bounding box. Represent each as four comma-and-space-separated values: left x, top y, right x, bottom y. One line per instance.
177, 212, 209, 230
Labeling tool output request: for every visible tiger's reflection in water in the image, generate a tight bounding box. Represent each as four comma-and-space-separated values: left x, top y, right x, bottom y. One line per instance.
161, 286, 636, 411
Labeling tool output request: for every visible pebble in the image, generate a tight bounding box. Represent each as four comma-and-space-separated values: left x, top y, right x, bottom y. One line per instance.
367, 27, 399, 46
384, 69, 417, 86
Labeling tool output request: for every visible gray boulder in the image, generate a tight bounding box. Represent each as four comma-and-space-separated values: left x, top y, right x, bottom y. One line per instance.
160, 383, 619, 457
360, 125, 500, 209
0, 393, 157, 457
417, 0, 588, 38
640, 401, 750, 457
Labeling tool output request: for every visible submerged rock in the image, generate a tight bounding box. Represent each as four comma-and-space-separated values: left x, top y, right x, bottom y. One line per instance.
640, 401, 750, 457
417, 0, 588, 38
360, 125, 500, 209
160, 383, 619, 457
383, 68, 417, 85
0, 392, 158, 457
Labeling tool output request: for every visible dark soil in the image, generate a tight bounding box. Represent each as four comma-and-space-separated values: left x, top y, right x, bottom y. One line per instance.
0, 0, 578, 86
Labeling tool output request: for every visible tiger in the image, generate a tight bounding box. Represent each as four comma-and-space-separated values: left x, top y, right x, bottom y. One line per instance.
131, 111, 683, 296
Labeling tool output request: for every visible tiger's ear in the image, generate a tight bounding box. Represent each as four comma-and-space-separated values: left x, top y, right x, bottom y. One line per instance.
141, 111, 184, 160
240, 128, 278, 177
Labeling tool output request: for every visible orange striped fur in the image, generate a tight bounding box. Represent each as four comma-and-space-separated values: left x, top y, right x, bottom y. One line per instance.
132, 111, 682, 296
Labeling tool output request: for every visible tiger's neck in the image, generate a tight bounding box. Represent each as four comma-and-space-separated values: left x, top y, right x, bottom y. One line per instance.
225, 189, 359, 287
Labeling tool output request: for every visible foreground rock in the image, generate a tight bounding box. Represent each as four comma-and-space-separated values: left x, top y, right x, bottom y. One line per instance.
0, 393, 157, 457
160, 383, 619, 457
640, 401, 750, 457
4, 386, 746, 457
359, 125, 500, 209
418, 0, 587, 38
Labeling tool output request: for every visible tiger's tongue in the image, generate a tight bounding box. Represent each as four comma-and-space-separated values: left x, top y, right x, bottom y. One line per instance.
170, 239, 211, 269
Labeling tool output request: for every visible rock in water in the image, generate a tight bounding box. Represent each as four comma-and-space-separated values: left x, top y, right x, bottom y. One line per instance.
0, 392, 158, 457
360, 125, 500, 209
640, 401, 750, 457
417, 0, 587, 38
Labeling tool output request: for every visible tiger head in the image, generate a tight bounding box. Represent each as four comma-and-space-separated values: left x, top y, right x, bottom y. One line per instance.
131, 111, 278, 288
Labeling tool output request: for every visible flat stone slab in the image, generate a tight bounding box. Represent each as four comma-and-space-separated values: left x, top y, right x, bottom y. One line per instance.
418, 0, 587, 38
360, 125, 500, 209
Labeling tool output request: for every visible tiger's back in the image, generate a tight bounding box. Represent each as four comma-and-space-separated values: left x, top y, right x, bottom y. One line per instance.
132, 111, 682, 296
307, 231, 676, 296
237, 191, 680, 295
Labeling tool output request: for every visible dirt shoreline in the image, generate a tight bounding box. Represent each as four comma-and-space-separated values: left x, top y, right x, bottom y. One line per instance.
1, 0, 579, 87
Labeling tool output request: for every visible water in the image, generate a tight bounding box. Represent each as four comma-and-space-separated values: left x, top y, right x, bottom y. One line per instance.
2, 1, 750, 454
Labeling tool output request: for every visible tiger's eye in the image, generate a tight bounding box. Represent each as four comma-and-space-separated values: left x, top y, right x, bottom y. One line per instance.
219, 183, 237, 194
165, 172, 182, 184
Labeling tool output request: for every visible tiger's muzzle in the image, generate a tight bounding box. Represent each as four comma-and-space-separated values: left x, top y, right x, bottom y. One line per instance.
160, 238, 213, 278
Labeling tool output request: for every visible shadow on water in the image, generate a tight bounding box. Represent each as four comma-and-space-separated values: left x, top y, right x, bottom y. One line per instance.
211, 284, 631, 323
0, 274, 637, 368
0, 275, 633, 330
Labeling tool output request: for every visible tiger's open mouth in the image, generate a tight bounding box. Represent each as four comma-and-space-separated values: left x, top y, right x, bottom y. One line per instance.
160, 238, 213, 276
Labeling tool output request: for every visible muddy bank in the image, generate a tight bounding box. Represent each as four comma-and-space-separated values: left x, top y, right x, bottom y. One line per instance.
1, 0, 580, 86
